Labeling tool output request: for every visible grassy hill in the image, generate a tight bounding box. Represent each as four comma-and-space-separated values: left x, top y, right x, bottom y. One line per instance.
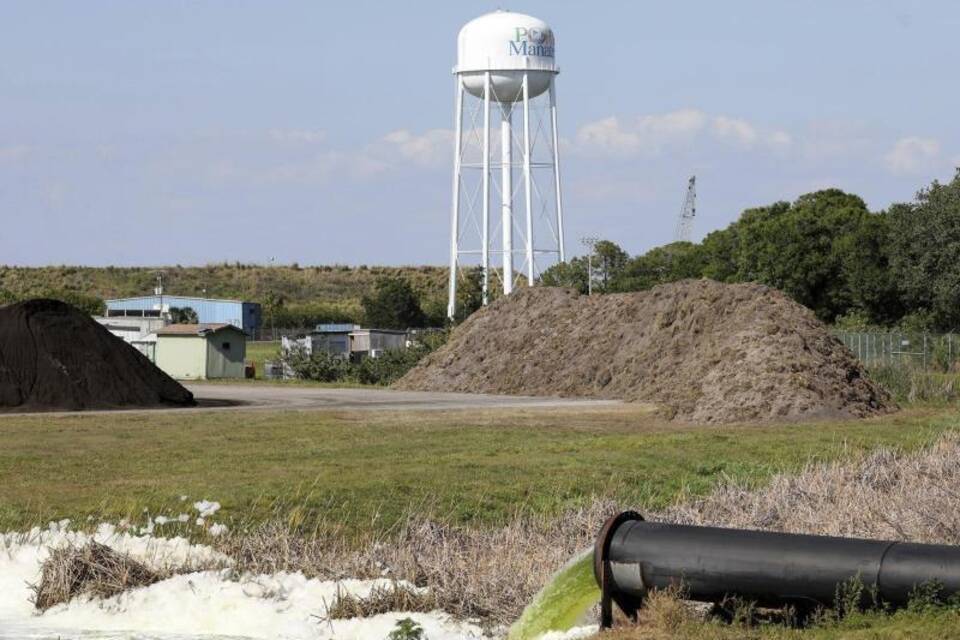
0, 264, 449, 326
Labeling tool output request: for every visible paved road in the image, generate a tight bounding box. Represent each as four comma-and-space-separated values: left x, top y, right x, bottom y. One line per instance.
186, 383, 620, 412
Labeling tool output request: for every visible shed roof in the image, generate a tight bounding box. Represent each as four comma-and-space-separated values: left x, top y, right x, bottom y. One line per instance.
157, 323, 242, 337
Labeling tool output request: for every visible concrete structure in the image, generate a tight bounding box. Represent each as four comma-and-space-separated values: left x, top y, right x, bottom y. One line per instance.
105, 296, 261, 335
448, 10, 565, 319
282, 324, 408, 361
155, 324, 247, 380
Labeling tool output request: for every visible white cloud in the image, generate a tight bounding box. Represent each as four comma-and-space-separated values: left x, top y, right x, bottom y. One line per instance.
378, 128, 454, 168
711, 116, 758, 147
883, 136, 941, 175
575, 109, 792, 156
576, 109, 707, 155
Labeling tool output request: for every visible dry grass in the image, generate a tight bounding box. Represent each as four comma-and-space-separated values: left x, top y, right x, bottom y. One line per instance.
326, 582, 438, 620
28, 432, 960, 630
218, 500, 621, 627
33, 541, 164, 611
218, 432, 960, 628
662, 432, 960, 543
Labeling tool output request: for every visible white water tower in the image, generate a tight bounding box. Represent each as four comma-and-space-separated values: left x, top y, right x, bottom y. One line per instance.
447, 10, 566, 320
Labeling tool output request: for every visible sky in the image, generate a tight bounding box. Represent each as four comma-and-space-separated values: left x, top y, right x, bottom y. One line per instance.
1, 1, 959, 267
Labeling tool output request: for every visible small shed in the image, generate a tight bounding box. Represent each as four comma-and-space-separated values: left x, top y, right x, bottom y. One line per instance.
155, 324, 247, 380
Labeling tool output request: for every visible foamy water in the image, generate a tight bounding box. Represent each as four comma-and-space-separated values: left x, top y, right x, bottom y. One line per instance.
0, 514, 597, 640
0, 521, 487, 640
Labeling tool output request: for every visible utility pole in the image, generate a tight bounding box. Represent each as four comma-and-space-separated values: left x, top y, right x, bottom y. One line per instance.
155, 272, 165, 319
580, 236, 599, 295
674, 175, 697, 243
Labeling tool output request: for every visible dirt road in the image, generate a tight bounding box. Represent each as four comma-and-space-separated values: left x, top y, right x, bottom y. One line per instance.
186, 383, 621, 412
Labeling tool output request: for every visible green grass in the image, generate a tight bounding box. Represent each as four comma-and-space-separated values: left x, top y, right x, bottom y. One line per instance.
0, 405, 956, 535
245, 340, 280, 379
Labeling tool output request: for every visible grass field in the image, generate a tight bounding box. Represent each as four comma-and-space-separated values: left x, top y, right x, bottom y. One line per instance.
1, 404, 956, 535
245, 340, 280, 378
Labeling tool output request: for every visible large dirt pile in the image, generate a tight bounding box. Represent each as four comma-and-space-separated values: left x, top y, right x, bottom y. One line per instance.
396, 280, 893, 423
0, 299, 194, 412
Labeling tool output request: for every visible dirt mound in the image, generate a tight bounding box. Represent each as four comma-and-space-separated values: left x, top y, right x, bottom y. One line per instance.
0, 299, 194, 412
396, 280, 893, 423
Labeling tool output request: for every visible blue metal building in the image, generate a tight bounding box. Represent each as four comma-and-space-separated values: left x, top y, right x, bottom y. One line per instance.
105, 296, 262, 335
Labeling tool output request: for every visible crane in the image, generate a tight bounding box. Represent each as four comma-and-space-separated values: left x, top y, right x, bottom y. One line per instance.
674, 175, 696, 243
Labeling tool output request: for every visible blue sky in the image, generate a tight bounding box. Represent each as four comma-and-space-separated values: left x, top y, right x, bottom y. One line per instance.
2, 1, 958, 266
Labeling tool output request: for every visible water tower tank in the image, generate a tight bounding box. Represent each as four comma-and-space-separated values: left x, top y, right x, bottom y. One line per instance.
456, 10, 558, 102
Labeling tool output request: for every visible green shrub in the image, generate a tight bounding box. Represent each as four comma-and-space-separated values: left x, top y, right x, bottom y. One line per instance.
868, 365, 959, 404
283, 347, 352, 383
387, 618, 425, 640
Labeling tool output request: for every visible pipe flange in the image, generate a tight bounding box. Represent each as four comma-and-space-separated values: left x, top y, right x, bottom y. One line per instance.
595, 510, 644, 629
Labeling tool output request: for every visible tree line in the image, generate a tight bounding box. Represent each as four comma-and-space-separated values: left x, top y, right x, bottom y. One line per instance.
541, 170, 960, 333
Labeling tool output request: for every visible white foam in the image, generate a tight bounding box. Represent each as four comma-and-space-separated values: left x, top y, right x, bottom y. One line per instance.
0, 524, 486, 640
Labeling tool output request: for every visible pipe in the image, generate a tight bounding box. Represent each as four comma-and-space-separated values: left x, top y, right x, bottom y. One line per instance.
594, 511, 960, 628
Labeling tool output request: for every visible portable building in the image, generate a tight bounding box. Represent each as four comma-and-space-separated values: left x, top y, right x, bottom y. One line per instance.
155, 324, 247, 380
281, 324, 408, 362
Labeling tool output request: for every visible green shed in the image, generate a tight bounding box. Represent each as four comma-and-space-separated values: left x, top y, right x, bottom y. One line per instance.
155, 324, 247, 380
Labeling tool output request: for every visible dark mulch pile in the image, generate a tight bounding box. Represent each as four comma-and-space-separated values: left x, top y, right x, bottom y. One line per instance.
0, 298, 194, 411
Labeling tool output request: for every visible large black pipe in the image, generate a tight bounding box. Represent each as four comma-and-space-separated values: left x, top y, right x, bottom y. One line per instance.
594, 511, 960, 628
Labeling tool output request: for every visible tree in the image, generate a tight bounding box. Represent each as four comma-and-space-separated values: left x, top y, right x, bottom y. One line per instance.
888, 170, 960, 330
839, 211, 903, 325
540, 257, 589, 293
361, 277, 426, 329
734, 190, 871, 322
539, 240, 627, 295
699, 225, 740, 283
169, 306, 199, 324
593, 240, 629, 292
614, 242, 706, 292
454, 266, 485, 323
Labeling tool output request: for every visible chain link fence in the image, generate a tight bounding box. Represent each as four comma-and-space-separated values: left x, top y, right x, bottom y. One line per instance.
835, 331, 960, 372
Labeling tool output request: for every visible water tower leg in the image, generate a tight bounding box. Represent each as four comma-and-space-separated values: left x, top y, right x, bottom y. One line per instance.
522, 73, 534, 286
549, 81, 566, 262
481, 72, 491, 306
447, 77, 464, 321
501, 104, 513, 295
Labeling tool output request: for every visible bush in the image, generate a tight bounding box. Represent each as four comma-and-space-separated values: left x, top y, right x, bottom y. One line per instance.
355, 348, 423, 386
283, 346, 352, 383
280, 331, 448, 385
868, 365, 959, 404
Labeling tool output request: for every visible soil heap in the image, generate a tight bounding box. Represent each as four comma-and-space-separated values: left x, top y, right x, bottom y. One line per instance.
396, 280, 893, 424
0, 299, 195, 412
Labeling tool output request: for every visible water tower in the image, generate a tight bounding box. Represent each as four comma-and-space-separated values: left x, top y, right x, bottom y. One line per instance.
447, 10, 566, 320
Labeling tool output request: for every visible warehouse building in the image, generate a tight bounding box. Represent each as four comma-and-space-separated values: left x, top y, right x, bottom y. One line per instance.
155, 324, 247, 380
105, 296, 261, 335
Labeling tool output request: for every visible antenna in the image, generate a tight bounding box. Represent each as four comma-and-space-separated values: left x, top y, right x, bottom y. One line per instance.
674, 175, 696, 243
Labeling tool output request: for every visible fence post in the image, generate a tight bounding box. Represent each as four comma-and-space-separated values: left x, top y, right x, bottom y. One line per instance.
923, 333, 928, 371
